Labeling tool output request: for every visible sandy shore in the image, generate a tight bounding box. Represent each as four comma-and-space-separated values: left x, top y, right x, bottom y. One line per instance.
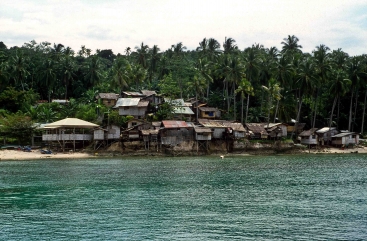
0, 149, 94, 160
1, 146, 366, 161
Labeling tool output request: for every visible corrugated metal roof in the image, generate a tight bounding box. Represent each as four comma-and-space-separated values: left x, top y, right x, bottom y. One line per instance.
194, 127, 213, 133
122, 91, 145, 97
137, 101, 149, 107
97, 93, 119, 99
164, 98, 185, 106
141, 129, 159, 135
162, 121, 189, 128
114, 98, 141, 107
173, 106, 194, 115
226, 123, 246, 132
316, 127, 336, 133
198, 119, 229, 128
199, 107, 218, 112
332, 132, 355, 137
299, 128, 318, 137
141, 90, 157, 96
245, 123, 268, 134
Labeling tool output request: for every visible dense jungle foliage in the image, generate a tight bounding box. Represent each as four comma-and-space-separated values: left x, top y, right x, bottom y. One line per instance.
0, 35, 367, 144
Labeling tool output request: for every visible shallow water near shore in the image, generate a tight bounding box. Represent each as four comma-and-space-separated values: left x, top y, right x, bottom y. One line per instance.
1, 154, 367, 240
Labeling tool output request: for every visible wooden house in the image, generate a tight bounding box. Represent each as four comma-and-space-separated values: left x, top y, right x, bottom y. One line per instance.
165, 98, 195, 121
245, 123, 268, 139
198, 107, 220, 119
96, 93, 119, 107
42, 118, 98, 151
332, 132, 359, 147
197, 119, 228, 139
114, 98, 149, 119
160, 120, 194, 145
316, 127, 339, 145
194, 127, 212, 141
287, 122, 306, 134
263, 123, 288, 138
141, 90, 162, 105
121, 91, 146, 98
225, 123, 246, 139
299, 128, 318, 145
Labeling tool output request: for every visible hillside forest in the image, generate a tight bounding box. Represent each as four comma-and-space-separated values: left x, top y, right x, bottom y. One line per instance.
0, 35, 367, 144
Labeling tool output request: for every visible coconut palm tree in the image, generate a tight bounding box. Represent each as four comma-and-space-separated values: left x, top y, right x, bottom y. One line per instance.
111, 57, 131, 94
328, 70, 351, 127
235, 78, 253, 123
135, 42, 149, 68
223, 37, 237, 55
83, 55, 104, 88
262, 78, 282, 128
281, 35, 302, 55
10, 49, 30, 90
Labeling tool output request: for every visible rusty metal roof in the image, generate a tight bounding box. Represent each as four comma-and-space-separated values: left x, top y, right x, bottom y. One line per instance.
162, 121, 189, 128
97, 93, 119, 100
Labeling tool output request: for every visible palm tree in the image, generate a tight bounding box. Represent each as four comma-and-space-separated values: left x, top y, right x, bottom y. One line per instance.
148, 45, 160, 82
235, 78, 253, 123
223, 37, 237, 55
135, 42, 149, 68
281, 35, 302, 55
60, 55, 78, 100
187, 71, 206, 122
328, 70, 351, 127
262, 78, 282, 128
40, 59, 57, 102
128, 63, 147, 90
196, 38, 208, 58
111, 57, 131, 94
207, 38, 221, 61
10, 49, 30, 90
312, 44, 331, 128
195, 58, 213, 99
124, 47, 131, 56
346, 56, 364, 131
83, 55, 104, 88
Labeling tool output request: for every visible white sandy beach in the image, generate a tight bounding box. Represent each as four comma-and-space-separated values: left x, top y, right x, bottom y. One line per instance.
0, 149, 93, 160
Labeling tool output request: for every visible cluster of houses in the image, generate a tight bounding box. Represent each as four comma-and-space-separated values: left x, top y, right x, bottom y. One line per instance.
40, 90, 360, 152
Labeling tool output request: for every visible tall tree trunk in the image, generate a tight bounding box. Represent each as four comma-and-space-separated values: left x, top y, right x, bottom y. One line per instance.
337, 96, 340, 129
361, 88, 367, 134
312, 90, 319, 129
241, 94, 244, 123
292, 97, 303, 139
352, 90, 359, 132
233, 83, 236, 120
245, 94, 250, 123
273, 99, 279, 123
348, 90, 354, 131
329, 95, 338, 128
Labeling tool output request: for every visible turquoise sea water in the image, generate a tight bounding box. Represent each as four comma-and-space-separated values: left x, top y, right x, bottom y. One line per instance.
1, 154, 367, 240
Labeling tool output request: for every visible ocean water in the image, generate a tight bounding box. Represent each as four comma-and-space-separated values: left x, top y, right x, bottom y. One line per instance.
1, 154, 367, 240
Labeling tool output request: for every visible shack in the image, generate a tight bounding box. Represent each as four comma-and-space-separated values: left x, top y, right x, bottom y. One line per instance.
299, 128, 318, 146
245, 123, 268, 139
114, 98, 149, 119
197, 119, 228, 139
198, 107, 220, 119
226, 123, 246, 139
316, 127, 339, 145
331, 132, 359, 148
160, 120, 194, 146
263, 123, 288, 138
96, 93, 119, 107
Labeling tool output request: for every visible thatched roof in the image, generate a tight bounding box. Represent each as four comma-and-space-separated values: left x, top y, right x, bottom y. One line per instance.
96, 93, 119, 100
44, 118, 99, 129
245, 123, 268, 135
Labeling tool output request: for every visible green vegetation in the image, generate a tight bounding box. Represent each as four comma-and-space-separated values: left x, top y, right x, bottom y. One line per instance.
0, 35, 366, 138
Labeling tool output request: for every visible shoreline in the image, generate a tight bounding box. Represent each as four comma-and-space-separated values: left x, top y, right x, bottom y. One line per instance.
1, 146, 366, 161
